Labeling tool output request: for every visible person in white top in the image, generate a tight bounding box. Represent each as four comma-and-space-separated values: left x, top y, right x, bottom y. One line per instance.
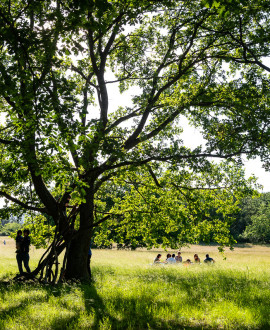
167, 253, 176, 264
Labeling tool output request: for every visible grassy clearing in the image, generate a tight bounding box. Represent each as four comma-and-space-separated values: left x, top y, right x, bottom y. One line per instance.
0, 237, 270, 329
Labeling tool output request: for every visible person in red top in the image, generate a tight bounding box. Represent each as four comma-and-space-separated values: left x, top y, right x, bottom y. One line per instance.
194, 254, 200, 263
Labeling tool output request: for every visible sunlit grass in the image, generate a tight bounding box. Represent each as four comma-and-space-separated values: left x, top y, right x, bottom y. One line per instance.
1, 236, 270, 329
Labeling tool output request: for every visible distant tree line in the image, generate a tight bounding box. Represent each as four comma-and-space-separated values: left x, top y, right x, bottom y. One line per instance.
231, 192, 270, 244
0, 215, 24, 236
0, 222, 21, 236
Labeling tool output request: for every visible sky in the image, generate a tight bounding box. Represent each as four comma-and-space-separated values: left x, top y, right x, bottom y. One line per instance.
180, 120, 270, 193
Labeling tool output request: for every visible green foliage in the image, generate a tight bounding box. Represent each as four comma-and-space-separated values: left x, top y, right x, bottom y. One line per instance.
24, 215, 56, 249
242, 212, 270, 244
94, 162, 258, 249
0, 222, 21, 236
240, 195, 270, 243
230, 197, 258, 242
230, 192, 270, 243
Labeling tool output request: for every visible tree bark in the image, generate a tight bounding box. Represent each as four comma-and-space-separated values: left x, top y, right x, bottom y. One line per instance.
64, 186, 94, 281
65, 227, 92, 281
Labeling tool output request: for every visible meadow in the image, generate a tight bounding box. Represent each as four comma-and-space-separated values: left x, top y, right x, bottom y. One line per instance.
0, 237, 270, 329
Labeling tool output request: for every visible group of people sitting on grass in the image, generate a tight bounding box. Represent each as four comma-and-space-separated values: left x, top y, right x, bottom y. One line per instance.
154, 251, 215, 265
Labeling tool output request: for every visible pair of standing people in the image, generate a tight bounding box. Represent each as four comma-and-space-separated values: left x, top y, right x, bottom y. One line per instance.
16, 229, 31, 274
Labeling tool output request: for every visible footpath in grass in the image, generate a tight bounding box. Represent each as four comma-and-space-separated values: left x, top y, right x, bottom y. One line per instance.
0, 237, 270, 329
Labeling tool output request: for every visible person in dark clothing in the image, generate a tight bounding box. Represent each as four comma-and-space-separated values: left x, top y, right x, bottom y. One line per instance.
16, 230, 24, 274
204, 254, 215, 264
15, 230, 23, 251
87, 244, 92, 278
154, 254, 162, 263
17, 229, 31, 274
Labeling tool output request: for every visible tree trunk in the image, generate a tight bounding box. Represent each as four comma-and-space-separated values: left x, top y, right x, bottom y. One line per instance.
64, 186, 95, 282
65, 227, 92, 281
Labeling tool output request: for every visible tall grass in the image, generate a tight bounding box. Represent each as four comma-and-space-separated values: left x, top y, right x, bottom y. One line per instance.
0, 237, 270, 329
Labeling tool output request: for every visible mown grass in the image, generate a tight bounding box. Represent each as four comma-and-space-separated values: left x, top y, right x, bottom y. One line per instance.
0, 237, 270, 329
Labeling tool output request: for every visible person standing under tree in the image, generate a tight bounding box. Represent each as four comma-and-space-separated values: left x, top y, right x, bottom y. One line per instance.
16, 229, 31, 274
15, 230, 23, 274
15, 230, 23, 250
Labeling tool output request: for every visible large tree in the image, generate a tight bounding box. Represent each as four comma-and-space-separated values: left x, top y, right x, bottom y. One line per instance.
0, 0, 270, 281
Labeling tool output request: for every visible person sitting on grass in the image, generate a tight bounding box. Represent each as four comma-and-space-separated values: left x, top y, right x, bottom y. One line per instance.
167, 253, 176, 264
194, 254, 200, 264
166, 253, 171, 261
154, 254, 162, 263
204, 254, 215, 264
183, 259, 192, 266
175, 251, 182, 263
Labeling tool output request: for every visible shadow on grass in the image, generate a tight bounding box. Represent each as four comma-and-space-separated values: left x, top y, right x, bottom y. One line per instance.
1, 267, 270, 330
81, 281, 207, 330
86, 266, 270, 329
0, 279, 206, 329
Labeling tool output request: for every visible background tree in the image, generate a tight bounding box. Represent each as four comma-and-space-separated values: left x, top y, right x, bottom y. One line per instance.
0, 0, 270, 281
230, 192, 270, 243
229, 195, 262, 242
0, 222, 21, 236
241, 201, 270, 243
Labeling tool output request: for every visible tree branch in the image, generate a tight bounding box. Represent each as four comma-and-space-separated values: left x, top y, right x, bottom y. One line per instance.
171, 183, 229, 191
0, 191, 47, 213
147, 165, 162, 188
0, 138, 14, 144
93, 214, 111, 227
123, 13, 210, 150
100, 150, 245, 173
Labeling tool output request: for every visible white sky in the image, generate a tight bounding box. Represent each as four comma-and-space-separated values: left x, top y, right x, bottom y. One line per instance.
180, 119, 270, 193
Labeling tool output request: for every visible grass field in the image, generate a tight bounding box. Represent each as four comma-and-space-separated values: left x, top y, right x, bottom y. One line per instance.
1, 236, 270, 329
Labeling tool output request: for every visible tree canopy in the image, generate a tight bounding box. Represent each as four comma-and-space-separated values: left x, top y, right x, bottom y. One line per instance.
0, 0, 270, 281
